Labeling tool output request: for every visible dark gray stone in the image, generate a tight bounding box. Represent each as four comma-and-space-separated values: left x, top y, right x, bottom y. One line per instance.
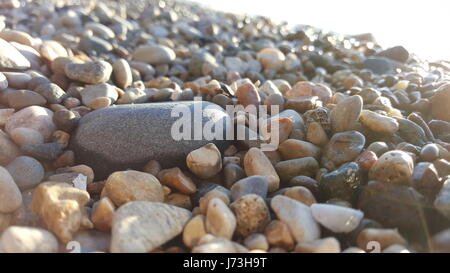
363, 57, 393, 75
70, 101, 231, 179
320, 162, 363, 203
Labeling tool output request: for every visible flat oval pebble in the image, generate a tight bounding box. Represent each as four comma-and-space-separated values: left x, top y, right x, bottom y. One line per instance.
359, 110, 399, 134
133, 45, 176, 65
111, 201, 191, 253
65, 61, 112, 84
70, 102, 230, 179
6, 156, 44, 191
104, 170, 164, 206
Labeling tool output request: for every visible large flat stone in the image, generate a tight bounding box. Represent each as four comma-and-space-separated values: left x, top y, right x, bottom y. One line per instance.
70, 101, 231, 179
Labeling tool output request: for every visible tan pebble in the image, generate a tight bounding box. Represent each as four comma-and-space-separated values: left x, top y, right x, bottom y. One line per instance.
284, 186, 317, 206
205, 198, 236, 240
264, 220, 294, 250
113, 58, 132, 89
278, 139, 321, 160
182, 214, 207, 248
235, 82, 261, 107
244, 147, 280, 192
257, 48, 285, 71
51, 130, 70, 146
105, 170, 164, 207
142, 160, 161, 176
158, 167, 197, 194
359, 110, 399, 134
32, 182, 92, 243
307, 121, 329, 146
286, 81, 332, 104
165, 193, 192, 210
88, 96, 112, 109
186, 143, 222, 179
91, 197, 115, 232
39, 40, 68, 62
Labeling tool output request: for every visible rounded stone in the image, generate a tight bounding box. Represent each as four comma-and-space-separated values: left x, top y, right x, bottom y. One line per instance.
244, 147, 280, 192
359, 110, 399, 135
34, 83, 67, 104
368, 150, 414, 184
65, 61, 112, 84
9, 127, 44, 146
112, 58, 132, 89
1, 226, 58, 253
270, 195, 320, 243
286, 81, 332, 104
70, 101, 231, 179
186, 143, 222, 179
5, 156, 44, 191
5, 105, 56, 142
133, 45, 176, 65
105, 170, 165, 207
205, 197, 237, 240
325, 131, 365, 166
330, 95, 363, 133
230, 194, 270, 237
257, 48, 285, 71
0, 166, 22, 213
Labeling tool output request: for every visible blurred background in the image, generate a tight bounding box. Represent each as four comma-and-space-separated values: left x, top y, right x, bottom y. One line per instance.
192, 0, 450, 61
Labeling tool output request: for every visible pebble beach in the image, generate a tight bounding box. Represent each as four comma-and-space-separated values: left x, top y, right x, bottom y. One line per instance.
0, 0, 449, 254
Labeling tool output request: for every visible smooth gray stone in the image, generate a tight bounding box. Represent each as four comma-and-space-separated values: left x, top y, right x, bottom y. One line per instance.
70, 101, 231, 179
363, 57, 394, 75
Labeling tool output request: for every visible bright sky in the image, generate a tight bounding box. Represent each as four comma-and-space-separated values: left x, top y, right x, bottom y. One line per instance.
191, 0, 450, 61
